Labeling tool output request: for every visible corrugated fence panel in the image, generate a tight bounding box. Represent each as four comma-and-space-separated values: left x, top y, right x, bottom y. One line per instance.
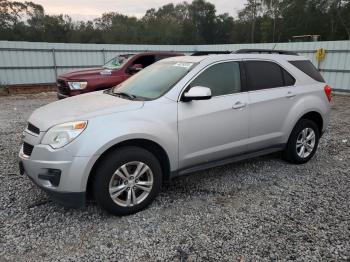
0, 40, 349, 91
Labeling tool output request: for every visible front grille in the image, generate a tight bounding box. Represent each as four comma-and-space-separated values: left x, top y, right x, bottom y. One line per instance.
23, 142, 34, 156
27, 123, 40, 135
57, 79, 70, 95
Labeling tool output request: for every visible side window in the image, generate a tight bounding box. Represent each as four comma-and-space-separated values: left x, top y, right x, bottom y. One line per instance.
190, 62, 241, 96
244, 61, 285, 91
132, 55, 156, 68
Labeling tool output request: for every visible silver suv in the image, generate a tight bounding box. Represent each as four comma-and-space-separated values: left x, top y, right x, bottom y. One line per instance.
19, 52, 332, 215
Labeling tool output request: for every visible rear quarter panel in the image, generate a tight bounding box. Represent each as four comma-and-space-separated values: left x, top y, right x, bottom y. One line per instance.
281, 82, 331, 143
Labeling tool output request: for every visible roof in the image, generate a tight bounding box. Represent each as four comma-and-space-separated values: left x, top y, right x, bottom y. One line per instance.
235, 49, 298, 55
162, 53, 305, 64
161, 55, 207, 63
134, 51, 184, 56
191, 51, 231, 56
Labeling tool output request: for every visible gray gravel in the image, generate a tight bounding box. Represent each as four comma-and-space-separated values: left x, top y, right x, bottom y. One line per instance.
0, 93, 349, 261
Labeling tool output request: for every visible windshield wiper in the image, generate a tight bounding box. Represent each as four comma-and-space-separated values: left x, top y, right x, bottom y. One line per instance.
113, 91, 136, 100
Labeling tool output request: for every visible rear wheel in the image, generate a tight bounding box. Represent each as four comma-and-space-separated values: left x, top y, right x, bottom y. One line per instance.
93, 146, 162, 216
283, 119, 320, 164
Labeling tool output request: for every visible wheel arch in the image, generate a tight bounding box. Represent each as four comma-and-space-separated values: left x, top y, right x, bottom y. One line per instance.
86, 138, 171, 199
298, 111, 323, 134
285, 110, 324, 146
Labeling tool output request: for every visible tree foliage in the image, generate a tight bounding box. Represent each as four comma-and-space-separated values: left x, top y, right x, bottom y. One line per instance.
0, 0, 349, 44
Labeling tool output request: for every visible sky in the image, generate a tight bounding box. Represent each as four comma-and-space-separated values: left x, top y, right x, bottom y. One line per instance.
16, 0, 247, 21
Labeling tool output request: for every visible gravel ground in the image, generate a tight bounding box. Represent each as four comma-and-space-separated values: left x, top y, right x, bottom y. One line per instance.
0, 93, 349, 261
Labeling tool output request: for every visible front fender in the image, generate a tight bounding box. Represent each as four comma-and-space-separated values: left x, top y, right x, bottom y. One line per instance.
79, 115, 177, 161
68, 101, 178, 191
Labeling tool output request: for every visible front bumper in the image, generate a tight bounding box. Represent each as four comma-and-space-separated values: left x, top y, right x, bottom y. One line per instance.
19, 161, 85, 207
18, 143, 96, 208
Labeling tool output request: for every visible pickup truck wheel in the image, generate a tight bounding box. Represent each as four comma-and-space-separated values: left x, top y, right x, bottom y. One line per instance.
93, 146, 162, 216
283, 119, 320, 164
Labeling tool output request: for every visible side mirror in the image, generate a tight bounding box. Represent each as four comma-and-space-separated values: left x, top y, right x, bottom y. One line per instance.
182, 86, 212, 102
128, 64, 143, 74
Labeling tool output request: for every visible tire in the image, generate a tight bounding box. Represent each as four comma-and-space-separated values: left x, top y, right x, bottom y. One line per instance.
283, 119, 320, 164
93, 146, 162, 216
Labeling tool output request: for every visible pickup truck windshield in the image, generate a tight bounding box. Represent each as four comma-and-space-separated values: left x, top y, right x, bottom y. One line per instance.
103, 54, 133, 70
112, 61, 195, 100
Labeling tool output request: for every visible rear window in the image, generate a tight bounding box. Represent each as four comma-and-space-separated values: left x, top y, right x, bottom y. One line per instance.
289, 60, 325, 83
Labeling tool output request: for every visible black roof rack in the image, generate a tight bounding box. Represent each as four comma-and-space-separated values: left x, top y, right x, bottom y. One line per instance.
191, 51, 231, 56
234, 49, 299, 56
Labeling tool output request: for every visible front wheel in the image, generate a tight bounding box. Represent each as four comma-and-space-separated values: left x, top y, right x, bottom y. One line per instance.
283, 119, 320, 164
93, 146, 162, 216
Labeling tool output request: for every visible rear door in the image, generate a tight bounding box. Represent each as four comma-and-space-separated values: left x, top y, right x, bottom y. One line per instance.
178, 61, 249, 169
243, 60, 296, 151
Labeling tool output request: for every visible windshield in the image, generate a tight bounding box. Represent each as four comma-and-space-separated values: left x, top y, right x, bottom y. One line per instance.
112, 61, 195, 100
103, 54, 133, 70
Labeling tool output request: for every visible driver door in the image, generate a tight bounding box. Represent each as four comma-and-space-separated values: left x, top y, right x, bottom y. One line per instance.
178, 61, 249, 170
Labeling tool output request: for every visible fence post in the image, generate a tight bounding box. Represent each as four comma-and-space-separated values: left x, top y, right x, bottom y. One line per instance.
52, 48, 57, 80
102, 48, 106, 64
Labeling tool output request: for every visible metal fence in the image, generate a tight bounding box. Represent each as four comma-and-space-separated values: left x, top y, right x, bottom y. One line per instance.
0, 40, 350, 91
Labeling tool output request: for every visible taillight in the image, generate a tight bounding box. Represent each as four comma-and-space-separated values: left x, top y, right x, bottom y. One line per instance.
324, 85, 332, 102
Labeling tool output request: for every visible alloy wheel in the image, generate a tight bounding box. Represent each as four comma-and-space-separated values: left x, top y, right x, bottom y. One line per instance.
296, 127, 316, 159
108, 161, 153, 207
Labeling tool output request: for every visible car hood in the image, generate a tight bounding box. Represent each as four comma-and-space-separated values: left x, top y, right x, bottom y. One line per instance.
59, 67, 118, 80
28, 91, 144, 131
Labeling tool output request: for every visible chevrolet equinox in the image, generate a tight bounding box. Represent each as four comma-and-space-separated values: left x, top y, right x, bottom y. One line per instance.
19, 52, 332, 215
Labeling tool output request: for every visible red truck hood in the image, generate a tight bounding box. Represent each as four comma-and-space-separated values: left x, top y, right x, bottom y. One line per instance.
59, 67, 117, 80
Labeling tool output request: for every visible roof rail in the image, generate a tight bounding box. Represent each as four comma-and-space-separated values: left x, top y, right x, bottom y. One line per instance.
234, 49, 299, 56
191, 51, 231, 56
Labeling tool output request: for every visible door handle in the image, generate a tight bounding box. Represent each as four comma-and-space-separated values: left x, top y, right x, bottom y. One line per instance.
286, 91, 296, 98
232, 101, 246, 109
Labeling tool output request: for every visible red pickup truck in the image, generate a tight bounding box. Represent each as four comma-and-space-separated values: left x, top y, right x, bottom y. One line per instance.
56, 51, 183, 99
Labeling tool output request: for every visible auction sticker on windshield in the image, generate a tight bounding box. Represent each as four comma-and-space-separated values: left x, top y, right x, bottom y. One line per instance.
173, 62, 193, 69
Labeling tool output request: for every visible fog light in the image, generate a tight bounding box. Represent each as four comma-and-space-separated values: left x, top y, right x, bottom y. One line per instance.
38, 169, 61, 187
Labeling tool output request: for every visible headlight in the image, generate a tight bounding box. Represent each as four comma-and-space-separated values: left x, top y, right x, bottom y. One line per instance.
41, 121, 87, 149
67, 81, 88, 90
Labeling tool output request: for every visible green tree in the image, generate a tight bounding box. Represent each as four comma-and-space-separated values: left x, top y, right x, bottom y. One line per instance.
239, 0, 262, 43
330, 0, 350, 39
1, 0, 350, 44
261, 0, 283, 42
142, 4, 185, 44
